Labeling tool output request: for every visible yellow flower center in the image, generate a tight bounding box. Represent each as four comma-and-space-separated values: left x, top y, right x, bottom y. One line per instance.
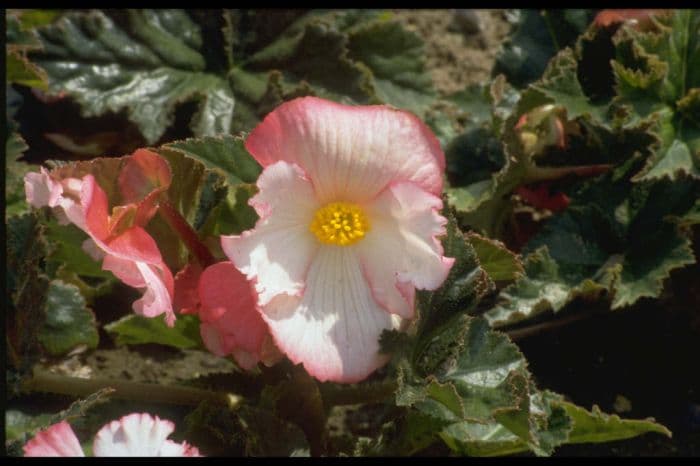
310, 202, 370, 246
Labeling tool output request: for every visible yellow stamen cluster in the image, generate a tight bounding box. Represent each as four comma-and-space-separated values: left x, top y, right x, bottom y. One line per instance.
310, 202, 370, 246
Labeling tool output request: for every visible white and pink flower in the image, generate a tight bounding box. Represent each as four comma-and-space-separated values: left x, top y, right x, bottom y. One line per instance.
222, 97, 454, 383
23, 413, 201, 457
24, 149, 176, 326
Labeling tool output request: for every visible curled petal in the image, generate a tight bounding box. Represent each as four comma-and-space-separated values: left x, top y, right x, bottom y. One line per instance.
358, 182, 454, 319
261, 246, 404, 383
197, 262, 268, 368
118, 149, 172, 225
222, 161, 319, 306
245, 96, 445, 203
92, 413, 196, 457
23, 421, 85, 457
24, 169, 86, 228
24, 167, 63, 208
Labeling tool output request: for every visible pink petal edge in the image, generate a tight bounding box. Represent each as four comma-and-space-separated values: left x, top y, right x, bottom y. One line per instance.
23, 421, 85, 457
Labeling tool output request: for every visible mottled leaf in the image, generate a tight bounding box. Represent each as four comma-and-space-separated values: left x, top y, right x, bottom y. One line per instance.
32, 10, 234, 144
38, 280, 99, 356
484, 247, 606, 328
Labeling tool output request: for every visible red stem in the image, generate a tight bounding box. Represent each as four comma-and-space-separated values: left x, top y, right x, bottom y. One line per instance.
158, 201, 216, 268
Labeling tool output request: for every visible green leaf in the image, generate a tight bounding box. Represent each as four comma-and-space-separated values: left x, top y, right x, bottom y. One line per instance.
559, 401, 671, 444
152, 136, 260, 266
346, 18, 436, 115
443, 391, 658, 457
38, 280, 99, 356
494, 10, 595, 88
229, 10, 437, 131
467, 232, 524, 282
10, 9, 61, 30
143, 145, 227, 269
104, 314, 203, 350
161, 135, 261, 185
528, 48, 609, 121
398, 313, 578, 456
43, 219, 115, 280
402, 316, 528, 424
485, 247, 605, 327
32, 10, 234, 144
612, 10, 700, 181
5, 135, 37, 219
185, 401, 309, 456
199, 183, 258, 237
416, 212, 494, 335
6, 51, 48, 89
6, 13, 43, 51
517, 176, 699, 313
612, 223, 695, 308
6, 213, 50, 375
237, 406, 310, 457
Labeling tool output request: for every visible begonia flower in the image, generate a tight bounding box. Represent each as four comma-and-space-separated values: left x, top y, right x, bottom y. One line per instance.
221, 97, 454, 383
24, 149, 176, 325
23, 413, 201, 457
174, 261, 282, 369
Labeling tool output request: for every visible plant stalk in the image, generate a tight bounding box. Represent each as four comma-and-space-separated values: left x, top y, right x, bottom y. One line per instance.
158, 201, 216, 267
25, 367, 241, 408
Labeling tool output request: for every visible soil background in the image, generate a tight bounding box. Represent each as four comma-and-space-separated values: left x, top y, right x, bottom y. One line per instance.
15, 9, 699, 457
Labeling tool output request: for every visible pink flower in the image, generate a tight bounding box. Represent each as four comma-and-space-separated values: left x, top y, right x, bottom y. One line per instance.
174, 262, 282, 369
221, 97, 454, 383
23, 413, 201, 457
24, 149, 176, 325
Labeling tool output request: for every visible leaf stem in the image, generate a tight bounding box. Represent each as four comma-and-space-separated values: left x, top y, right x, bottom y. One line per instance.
158, 201, 216, 267
502, 307, 604, 341
523, 164, 613, 184
25, 367, 241, 408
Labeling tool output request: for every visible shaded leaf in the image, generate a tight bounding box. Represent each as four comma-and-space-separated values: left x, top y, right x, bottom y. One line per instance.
612, 223, 695, 308
185, 400, 309, 456
494, 10, 595, 88
6, 213, 50, 374
43, 219, 115, 280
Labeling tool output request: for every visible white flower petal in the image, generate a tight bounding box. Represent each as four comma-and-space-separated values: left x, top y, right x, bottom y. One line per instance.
245, 97, 445, 204
222, 161, 319, 305
261, 246, 403, 383
358, 182, 454, 318
92, 413, 176, 456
